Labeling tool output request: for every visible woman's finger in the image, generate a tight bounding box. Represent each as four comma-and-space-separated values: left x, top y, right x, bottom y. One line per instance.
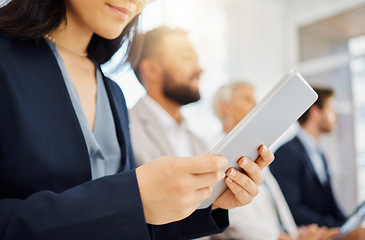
237, 157, 264, 186
255, 145, 275, 170
225, 174, 258, 205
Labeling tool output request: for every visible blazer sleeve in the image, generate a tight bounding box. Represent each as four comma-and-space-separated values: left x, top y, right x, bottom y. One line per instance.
0, 170, 151, 240
151, 208, 228, 240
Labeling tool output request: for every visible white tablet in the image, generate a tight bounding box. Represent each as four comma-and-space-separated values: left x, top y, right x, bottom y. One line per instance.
198, 70, 318, 209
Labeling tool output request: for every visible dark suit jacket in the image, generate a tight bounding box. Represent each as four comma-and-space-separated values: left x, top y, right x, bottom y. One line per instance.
0, 32, 228, 240
270, 136, 346, 227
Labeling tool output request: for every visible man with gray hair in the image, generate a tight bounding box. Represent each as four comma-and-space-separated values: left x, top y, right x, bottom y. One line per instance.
213, 81, 256, 134
211, 82, 339, 240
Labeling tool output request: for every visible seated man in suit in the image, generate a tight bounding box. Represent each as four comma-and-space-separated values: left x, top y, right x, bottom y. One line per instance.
210, 82, 339, 240
270, 87, 365, 238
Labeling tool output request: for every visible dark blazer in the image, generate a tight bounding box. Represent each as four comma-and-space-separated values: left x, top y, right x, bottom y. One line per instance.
0, 32, 228, 240
270, 136, 346, 228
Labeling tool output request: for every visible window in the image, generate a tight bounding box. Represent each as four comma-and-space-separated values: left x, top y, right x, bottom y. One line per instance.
349, 35, 365, 202
298, 7, 365, 213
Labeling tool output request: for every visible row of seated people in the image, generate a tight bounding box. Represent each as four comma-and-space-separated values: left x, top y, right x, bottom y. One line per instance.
130, 26, 365, 240
5, 0, 358, 237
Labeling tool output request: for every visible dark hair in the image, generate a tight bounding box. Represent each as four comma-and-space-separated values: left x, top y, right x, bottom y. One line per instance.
298, 87, 335, 125
131, 26, 187, 81
0, 0, 141, 64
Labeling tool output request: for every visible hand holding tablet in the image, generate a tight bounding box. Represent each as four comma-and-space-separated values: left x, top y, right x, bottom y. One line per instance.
199, 70, 318, 209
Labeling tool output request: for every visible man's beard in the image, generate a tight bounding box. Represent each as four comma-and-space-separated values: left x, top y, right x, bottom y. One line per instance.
162, 71, 201, 106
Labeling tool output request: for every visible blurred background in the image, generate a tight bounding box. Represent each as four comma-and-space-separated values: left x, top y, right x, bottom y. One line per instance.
1, 0, 361, 217
102, 0, 365, 216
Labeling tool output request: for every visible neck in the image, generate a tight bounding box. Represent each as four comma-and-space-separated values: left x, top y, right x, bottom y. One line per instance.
301, 123, 322, 141
149, 94, 183, 123
48, 18, 93, 57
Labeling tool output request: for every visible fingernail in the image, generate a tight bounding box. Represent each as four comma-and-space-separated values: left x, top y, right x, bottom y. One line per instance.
230, 169, 236, 178
241, 157, 248, 167
226, 177, 233, 184
262, 145, 267, 153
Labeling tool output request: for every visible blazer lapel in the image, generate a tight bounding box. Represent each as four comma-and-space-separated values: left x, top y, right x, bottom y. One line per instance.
102, 74, 135, 170
4, 37, 93, 187
294, 137, 326, 187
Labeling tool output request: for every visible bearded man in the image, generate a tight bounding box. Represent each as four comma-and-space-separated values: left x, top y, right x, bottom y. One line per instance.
129, 26, 208, 169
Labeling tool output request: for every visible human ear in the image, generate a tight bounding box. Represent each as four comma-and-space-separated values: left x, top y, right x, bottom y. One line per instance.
139, 58, 162, 83
309, 105, 322, 121
220, 103, 231, 117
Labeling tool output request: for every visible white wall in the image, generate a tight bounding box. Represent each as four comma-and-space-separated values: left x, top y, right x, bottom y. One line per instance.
222, 0, 365, 95
223, 0, 288, 99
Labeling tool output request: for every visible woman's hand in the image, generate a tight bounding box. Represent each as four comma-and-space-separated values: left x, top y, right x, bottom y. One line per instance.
136, 154, 227, 225
212, 145, 274, 209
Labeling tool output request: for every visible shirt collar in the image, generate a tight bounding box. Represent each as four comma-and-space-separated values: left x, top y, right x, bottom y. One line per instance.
142, 95, 186, 129
297, 127, 321, 153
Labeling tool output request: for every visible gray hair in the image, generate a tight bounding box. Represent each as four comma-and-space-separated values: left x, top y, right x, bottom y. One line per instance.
213, 81, 254, 122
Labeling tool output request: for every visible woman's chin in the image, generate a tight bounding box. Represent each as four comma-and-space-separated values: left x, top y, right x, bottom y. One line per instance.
96, 25, 128, 40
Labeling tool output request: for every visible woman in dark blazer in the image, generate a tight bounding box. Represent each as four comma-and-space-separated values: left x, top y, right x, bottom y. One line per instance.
0, 0, 274, 239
